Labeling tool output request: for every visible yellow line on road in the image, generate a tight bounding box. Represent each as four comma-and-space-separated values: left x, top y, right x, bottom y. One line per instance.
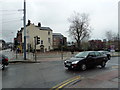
50, 75, 80, 90
56, 77, 80, 90
112, 66, 118, 69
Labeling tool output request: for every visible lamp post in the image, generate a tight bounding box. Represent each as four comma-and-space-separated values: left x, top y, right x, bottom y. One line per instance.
23, 0, 26, 60
11, 32, 14, 43
11, 32, 14, 51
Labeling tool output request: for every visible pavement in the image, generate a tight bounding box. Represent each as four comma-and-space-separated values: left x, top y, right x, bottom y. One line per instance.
9, 51, 77, 63
65, 70, 119, 88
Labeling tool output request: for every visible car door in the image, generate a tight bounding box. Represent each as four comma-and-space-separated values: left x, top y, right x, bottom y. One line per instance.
0, 55, 2, 64
86, 52, 96, 67
94, 52, 103, 65
0, 55, 2, 69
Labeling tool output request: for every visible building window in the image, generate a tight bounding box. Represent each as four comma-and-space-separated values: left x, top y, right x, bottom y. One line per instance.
48, 38, 50, 43
53, 38, 56, 41
41, 40, 43, 44
48, 31, 50, 35
48, 46, 50, 50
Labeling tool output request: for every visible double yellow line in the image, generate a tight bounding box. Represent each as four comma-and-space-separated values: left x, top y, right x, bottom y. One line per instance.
50, 75, 81, 90
112, 65, 118, 69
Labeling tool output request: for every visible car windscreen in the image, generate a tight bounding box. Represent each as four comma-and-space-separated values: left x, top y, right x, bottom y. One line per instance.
74, 52, 89, 58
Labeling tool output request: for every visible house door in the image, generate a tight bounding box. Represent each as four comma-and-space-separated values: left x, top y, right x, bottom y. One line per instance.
40, 45, 44, 52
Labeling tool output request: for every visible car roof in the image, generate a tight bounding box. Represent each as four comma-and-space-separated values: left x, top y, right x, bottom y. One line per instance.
98, 51, 108, 52
81, 51, 98, 53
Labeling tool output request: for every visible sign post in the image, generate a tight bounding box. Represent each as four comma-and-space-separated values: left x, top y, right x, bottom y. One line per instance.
34, 36, 40, 62
34, 36, 37, 62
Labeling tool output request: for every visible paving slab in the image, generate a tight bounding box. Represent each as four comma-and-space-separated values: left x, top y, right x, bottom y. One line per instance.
65, 70, 119, 88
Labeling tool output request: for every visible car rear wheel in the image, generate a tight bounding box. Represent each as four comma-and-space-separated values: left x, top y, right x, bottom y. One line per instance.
81, 64, 87, 71
101, 61, 106, 68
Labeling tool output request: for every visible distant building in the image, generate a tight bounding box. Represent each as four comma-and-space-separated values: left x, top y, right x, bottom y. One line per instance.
53, 33, 67, 49
0, 40, 6, 50
15, 20, 68, 52
14, 30, 22, 51
103, 39, 107, 42
20, 20, 53, 52
14, 20, 53, 52
88, 40, 105, 50
67, 42, 73, 47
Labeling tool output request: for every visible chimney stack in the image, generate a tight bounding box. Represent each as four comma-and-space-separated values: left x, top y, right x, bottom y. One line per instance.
27, 20, 31, 26
38, 22, 41, 27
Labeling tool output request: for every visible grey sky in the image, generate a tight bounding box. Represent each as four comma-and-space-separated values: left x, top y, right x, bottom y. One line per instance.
1, 0, 119, 42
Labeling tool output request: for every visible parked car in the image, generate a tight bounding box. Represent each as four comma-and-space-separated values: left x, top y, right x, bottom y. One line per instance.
98, 51, 111, 60
0, 54, 9, 70
64, 51, 108, 71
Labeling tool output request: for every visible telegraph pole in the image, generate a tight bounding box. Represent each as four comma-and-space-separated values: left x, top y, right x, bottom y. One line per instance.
23, 0, 26, 60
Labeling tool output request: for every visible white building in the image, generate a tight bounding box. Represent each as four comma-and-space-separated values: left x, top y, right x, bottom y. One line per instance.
22, 21, 53, 52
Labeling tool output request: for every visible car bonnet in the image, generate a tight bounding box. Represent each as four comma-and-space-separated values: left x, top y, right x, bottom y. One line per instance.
67, 57, 84, 62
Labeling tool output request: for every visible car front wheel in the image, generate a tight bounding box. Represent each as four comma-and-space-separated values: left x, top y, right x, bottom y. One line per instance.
68, 67, 72, 70
81, 64, 87, 71
101, 61, 106, 68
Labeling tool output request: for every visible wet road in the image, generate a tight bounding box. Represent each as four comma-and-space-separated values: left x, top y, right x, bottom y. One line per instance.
2, 57, 119, 88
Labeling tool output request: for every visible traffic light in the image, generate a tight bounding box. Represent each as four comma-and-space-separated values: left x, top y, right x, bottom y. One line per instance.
36, 36, 40, 44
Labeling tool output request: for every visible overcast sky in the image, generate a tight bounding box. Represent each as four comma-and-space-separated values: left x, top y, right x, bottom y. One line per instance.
1, 0, 119, 42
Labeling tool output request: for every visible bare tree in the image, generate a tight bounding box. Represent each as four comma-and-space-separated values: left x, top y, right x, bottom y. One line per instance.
105, 30, 116, 41
68, 12, 91, 49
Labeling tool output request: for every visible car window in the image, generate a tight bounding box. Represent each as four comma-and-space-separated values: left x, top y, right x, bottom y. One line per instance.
99, 51, 109, 55
88, 52, 96, 57
100, 52, 104, 55
75, 51, 89, 58
101, 51, 105, 54
105, 51, 109, 54
95, 52, 101, 56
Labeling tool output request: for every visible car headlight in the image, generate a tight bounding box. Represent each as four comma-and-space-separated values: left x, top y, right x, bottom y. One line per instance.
64, 60, 68, 63
64, 60, 67, 63
72, 61, 79, 64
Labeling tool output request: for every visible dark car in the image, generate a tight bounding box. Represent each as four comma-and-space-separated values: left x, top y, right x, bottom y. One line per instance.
64, 51, 108, 71
98, 51, 111, 60
0, 54, 9, 70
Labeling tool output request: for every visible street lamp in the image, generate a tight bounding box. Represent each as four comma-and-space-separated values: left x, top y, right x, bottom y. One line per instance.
9, 32, 14, 50
11, 32, 14, 43
23, 0, 26, 60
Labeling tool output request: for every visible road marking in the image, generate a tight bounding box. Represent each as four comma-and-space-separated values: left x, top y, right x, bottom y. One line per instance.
56, 77, 80, 90
112, 65, 118, 69
51, 76, 80, 89
50, 75, 81, 90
